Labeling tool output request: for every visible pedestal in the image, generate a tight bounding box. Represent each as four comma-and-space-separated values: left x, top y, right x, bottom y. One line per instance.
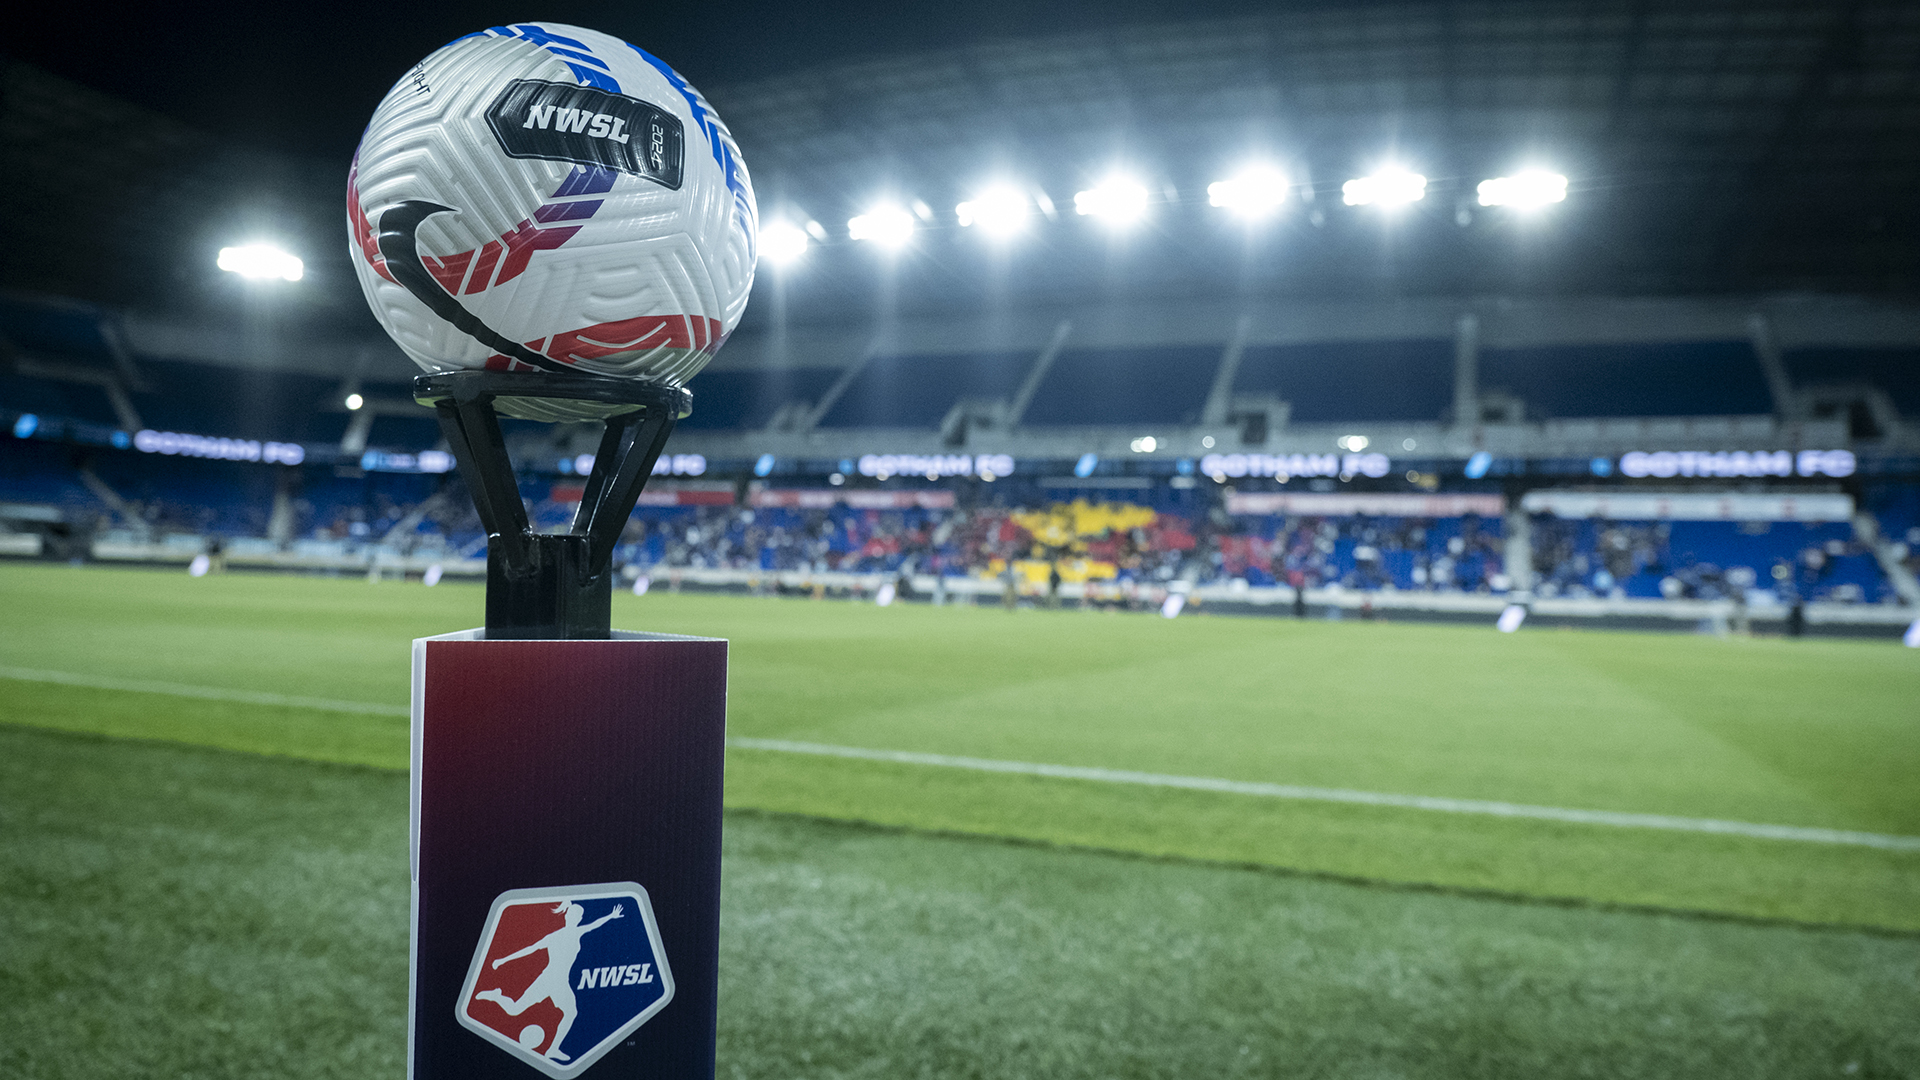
409, 630, 728, 1079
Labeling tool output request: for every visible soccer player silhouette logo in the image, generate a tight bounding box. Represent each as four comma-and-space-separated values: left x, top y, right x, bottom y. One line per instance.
458, 883, 675, 1077
475, 900, 625, 1062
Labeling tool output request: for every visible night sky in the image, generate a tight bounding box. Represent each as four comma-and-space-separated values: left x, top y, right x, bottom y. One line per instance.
10, 1, 1288, 162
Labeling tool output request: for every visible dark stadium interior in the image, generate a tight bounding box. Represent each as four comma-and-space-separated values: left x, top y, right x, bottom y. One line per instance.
2, 3, 1918, 1078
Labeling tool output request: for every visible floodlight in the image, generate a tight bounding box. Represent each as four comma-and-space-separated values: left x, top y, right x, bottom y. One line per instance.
1341, 170, 1426, 207
1129, 436, 1158, 453
1477, 171, 1568, 208
217, 244, 304, 281
759, 221, 810, 265
1207, 166, 1289, 219
955, 186, 1031, 237
345, 393, 365, 410
1337, 434, 1369, 451
1073, 177, 1149, 225
847, 205, 915, 247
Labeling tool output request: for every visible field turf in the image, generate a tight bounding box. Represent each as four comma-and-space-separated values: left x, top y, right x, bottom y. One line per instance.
2, 562, 1918, 1077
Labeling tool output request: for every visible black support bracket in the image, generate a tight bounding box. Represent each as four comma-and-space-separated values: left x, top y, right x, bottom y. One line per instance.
414, 371, 692, 640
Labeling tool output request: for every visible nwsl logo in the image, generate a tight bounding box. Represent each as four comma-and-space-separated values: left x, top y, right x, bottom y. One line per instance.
457, 883, 674, 1076
486, 79, 684, 189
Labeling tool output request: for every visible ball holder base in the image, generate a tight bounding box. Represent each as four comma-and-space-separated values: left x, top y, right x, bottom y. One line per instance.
413, 370, 692, 639
407, 370, 724, 1079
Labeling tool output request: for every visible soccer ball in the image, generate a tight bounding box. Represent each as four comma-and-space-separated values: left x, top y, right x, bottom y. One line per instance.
348, 23, 756, 421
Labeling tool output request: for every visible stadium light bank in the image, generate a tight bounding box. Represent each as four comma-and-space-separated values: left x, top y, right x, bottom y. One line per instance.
1342, 170, 1427, 207
216, 244, 304, 282
1207, 166, 1289, 220
848, 205, 916, 248
1478, 171, 1568, 208
759, 221, 811, 265
956, 186, 1032, 238
1074, 176, 1150, 227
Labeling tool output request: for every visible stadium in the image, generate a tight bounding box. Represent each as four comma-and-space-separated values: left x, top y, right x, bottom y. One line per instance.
2, 2, 1918, 1077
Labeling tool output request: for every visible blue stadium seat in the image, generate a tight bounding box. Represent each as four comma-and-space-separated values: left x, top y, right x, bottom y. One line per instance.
1234, 340, 1452, 422
1020, 346, 1216, 425
1480, 342, 1772, 418
0, 297, 117, 365
1785, 348, 1920, 415
678, 368, 841, 430
0, 372, 122, 427
817, 352, 1031, 428
1534, 517, 1892, 603
134, 358, 350, 443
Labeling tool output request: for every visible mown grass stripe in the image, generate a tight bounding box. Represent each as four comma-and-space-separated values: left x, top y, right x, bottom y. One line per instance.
0, 666, 409, 717
8, 663, 1914, 854
729, 737, 1920, 853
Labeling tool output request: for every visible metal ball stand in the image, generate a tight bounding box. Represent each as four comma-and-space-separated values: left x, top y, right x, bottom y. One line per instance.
413, 370, 692, 639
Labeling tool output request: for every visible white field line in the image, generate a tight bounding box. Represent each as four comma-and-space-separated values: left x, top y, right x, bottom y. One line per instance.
0, 665, 409, 717
5, 665, 1912, 854
729, 737, 1920, 853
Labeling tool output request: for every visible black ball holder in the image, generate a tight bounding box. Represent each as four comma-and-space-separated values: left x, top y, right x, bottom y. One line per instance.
414, 370, 692, 640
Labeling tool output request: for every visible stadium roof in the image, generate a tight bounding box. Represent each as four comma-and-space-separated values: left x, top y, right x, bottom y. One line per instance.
725, 0, 1920, 314
1, 0, 1916, 334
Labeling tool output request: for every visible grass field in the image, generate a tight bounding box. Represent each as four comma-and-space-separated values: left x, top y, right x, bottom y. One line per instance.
2, 562, 1919, 1077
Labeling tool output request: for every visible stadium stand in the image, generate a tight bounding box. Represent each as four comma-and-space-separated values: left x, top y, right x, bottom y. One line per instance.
1, 27, 1917, 633
133, 359, 354, 444
676, 368, 843, 431
1234, 341, 1453, 423
816, 352, 1032, 429
1209, 511, 1505, 592
1530, 517, 1883, 604
5, 307, 1917, 627
1018, 347, 1220, 426
1479, 343, 1775, 419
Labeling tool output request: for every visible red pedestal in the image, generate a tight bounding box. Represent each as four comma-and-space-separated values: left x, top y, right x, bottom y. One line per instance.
409, 630, 728, 1079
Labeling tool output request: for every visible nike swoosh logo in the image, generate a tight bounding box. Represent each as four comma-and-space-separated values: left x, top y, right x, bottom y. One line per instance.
375, 200, 572, 374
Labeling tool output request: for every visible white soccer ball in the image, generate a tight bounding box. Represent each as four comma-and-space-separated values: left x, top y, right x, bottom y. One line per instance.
348, 23, 756, 421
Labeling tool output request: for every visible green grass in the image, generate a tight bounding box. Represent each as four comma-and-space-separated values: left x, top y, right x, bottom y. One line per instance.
2, 562, 1916, 928
3, 725, 1917, 1080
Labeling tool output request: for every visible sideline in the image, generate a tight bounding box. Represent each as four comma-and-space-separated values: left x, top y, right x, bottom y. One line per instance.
730, 737, 1920, 853
6, 665, 1913, 853
0, 665, 409, 717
